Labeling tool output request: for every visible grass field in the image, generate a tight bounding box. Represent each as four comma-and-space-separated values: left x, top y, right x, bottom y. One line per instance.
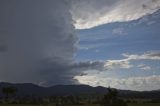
0, 103, 160, 106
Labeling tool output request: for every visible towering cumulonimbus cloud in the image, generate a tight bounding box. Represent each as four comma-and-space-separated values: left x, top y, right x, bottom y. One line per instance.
0, 0, 107, 86
0, 0, 78, 86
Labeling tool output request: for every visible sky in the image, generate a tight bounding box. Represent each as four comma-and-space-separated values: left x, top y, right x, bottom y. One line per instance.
0, 0, 160, 91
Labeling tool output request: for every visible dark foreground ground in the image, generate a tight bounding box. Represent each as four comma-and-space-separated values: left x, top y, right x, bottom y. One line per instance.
0, 103, 160, 106
0, 83, 160, 106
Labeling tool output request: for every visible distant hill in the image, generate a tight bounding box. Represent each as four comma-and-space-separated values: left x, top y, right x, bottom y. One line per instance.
0, 82, 160, 99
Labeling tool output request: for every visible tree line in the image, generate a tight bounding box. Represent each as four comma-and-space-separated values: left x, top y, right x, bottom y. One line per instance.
0, 86, 127, 106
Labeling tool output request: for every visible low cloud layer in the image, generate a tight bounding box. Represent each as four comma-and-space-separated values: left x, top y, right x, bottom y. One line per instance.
71, 0, 160, 29
74, 51, 160, 91
105, 51, 160, 69
74, 75, 160, 91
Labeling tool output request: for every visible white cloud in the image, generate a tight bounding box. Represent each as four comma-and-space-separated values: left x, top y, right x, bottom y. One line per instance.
122, 51, 160, 60
138, 64, 152, 71
71, 0, 160, 29
74, 75, 160, 91
104, 51, 160, 69
112, 27, 127, 35
105, 59, 133, 69
74, 75, 99, 86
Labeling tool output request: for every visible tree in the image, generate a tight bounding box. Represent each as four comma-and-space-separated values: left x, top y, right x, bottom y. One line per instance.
2, 86, 17, 102
101, 88, 127, 106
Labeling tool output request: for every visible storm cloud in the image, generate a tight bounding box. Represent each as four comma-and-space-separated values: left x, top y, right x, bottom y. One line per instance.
0, 0, 79, 86
0, 0, 107, 86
